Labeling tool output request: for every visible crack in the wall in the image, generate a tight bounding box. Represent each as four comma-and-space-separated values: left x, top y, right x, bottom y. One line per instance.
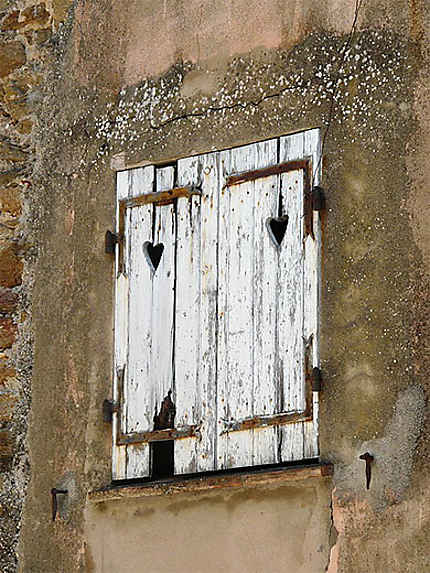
325, 488, 339, 572
148, 85, 301, 131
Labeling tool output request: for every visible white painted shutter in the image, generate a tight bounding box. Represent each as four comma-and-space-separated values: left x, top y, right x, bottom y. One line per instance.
112, 129, 321, 480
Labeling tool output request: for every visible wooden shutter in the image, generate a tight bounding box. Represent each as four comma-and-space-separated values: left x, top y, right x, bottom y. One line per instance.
112, 129, 321, 480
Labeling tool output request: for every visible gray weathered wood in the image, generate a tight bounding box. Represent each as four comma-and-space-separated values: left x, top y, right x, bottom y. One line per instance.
125, 166, 155, 478
217, 139, 279, 470
279, 132, 306, 462
112, 131, 321, 479
174, 152, 219, 474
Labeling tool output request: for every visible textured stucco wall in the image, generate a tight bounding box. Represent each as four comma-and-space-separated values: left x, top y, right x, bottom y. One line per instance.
0, 0, 426, 571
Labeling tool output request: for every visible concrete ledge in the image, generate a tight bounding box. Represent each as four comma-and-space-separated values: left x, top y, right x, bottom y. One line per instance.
88, 463, 334, 503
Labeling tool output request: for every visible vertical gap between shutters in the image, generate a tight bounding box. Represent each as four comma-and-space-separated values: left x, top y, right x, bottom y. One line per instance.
275, 138, 282, 463
214, 152, 220, 470
170, 163, 178, 475
171, 162, 178, 417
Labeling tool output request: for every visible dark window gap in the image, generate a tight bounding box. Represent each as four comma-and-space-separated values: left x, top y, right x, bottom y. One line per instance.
113, 458, 321, 487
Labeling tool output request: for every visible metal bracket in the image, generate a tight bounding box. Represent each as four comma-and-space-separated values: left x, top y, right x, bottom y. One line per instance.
103, 398, 119, 423
359, 452, 374, 489
105, 230, 119, 254
311, 367, 322, 392
311, 186, 325, 211
51, 488, 68, 522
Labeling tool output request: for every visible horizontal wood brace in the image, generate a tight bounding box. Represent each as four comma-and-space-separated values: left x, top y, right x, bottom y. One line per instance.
117, 424, 201, 445
221, 408, 312, 434
122, 186, 201, 208
226, 159, 310, 187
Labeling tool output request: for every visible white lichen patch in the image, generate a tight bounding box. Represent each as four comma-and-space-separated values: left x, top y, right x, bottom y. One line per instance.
51, 29, 415, 173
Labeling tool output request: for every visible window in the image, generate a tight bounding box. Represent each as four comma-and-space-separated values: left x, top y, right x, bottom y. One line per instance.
111, 129, 321, 481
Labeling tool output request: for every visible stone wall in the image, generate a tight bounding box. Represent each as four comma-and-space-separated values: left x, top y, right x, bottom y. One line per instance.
0, 2, 55, 571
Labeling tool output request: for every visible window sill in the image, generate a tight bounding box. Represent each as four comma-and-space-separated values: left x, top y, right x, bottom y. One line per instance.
88, 462, 333, 504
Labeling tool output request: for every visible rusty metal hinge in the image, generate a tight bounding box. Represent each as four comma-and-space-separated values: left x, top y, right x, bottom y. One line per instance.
311, 186, 325, 211
51, 488, 68, 522
311, 367, 322, 392
105, 230, 119, 254
103, 398, 119, 422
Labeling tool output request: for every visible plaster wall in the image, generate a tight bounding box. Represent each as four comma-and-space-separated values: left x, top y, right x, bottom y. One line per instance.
86, 482, 332, 573
3, 0, 428, 572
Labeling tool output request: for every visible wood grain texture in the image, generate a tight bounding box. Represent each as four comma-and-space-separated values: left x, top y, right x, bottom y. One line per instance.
90, 463, 334, 503
303, 128, 321, 459
125, 166, 155, 478
279, 132, 306, 462
111, 171, 129, 479
217, 139, 279, 470
174, 152, 219, 474
112, 130, 321, 479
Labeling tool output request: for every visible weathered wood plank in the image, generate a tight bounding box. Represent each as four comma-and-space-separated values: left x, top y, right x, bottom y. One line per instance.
90, 463, 334, 503
175, 152, 219, 474
303, 128, 321, 459
279, 132, 306, 462
217, 145, 252, 469
174, 155, 201, 475
112, 276, 128, 479
251, 140, 279, 466
124, 166, 154, 478
149, 167, 176, 453
111, 170, 130, 479
217, 139, 278, 470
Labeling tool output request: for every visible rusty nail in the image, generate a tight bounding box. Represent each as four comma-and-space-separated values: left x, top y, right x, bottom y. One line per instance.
359, 452, 374, 490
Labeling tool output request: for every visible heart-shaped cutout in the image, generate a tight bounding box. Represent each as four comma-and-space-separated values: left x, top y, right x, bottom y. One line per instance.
143, 241, 164, 272
266, 215, 289, 248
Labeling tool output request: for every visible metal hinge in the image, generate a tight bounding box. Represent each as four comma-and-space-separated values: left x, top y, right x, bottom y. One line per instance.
105, 230, 119, 254
102, 399, 119, 422
311, 367, 322, 392
311, 186, 325, 211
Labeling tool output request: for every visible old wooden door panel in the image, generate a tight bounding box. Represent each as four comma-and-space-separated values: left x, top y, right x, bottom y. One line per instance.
174, 152, 219, 475
217, 138, 280, 470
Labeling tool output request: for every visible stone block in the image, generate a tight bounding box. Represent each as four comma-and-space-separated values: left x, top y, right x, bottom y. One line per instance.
0, 391, 18, 422
0, 139, 29, 163
0, 428, 13, 459
0, 247, 22, 287
0, 289, 18, 314
0, 169, 22, 188
0, 366, 16, 387
0, 41, 26, 78
0, 187, 22, 216
0, 318, 17, 349
1, 4, 50, 31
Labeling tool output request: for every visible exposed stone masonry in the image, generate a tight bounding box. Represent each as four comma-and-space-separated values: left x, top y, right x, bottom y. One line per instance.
0, 2, 53, 570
